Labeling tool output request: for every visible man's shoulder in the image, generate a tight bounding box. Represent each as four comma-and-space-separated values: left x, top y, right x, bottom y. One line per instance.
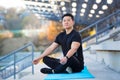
58, 31, 65, 36
73, 30, 80, 36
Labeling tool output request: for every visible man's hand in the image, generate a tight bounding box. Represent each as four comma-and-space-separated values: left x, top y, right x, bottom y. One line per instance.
60, 57, 68, 65
33, 58, 40, 65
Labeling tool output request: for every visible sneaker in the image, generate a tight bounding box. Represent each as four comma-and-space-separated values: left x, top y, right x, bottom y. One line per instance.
40, 68, 53, 74
66, 67, 72, 73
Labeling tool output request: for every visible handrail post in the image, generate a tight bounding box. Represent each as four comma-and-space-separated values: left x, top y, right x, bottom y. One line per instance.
0, 42, 35, 80
31, 43, 34, 75
14, 53, 16, 79
95, 24, 98, 44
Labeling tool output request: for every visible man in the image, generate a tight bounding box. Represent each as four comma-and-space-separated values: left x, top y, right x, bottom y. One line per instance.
33, 13, 84, 74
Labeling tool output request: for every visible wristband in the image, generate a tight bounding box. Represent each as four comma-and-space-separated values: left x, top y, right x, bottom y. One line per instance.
65, 56, 69, 59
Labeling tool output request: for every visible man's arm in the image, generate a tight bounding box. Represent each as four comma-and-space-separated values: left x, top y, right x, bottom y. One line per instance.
60, 41, 80, 64
66, 41, 80, 58
33, 42, 59, 65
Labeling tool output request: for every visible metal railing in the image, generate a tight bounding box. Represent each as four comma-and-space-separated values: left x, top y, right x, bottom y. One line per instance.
79, 10, 120, 44
0, 42, 34, 79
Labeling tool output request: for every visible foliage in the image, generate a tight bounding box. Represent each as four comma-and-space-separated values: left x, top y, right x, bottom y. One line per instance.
0, 7, 41, 31
4, 8, 23, 30
12, 30, 23, 37
47, 21, 62, 41
21, 13, 40, 29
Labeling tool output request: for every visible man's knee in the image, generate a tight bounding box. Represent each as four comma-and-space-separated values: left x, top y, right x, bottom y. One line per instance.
43, 56, 49, 63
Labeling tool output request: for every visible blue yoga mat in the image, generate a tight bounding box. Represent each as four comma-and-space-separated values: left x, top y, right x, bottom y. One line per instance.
44, 66, 94, 80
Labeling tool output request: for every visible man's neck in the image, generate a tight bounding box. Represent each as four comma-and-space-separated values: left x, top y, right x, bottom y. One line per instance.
66, 27, 73, 34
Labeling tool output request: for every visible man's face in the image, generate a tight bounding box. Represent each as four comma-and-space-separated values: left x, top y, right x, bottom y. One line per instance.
62, 16, 74, 29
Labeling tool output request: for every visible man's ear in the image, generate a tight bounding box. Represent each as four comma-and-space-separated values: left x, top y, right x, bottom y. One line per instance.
73, 21, 75, 25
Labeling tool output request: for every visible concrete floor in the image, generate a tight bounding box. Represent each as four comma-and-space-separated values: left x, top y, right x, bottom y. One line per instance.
7, 51, 120, 80
84, 51, 120, 80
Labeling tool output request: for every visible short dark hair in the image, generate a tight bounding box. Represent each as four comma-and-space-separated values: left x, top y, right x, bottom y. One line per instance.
62, 13, 74, 21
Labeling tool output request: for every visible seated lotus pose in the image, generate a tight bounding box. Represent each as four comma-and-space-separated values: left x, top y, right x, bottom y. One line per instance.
33, 13, 84, 74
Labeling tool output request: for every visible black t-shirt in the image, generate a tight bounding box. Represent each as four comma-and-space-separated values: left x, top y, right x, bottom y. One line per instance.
54, 29, 84, 62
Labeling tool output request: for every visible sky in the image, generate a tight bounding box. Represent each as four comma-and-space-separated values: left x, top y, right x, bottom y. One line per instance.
0, 0, 26, 9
